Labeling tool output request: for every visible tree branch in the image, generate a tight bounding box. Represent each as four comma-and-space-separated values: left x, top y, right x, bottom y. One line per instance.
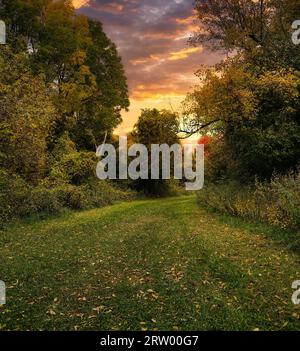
178, 119, 220, 139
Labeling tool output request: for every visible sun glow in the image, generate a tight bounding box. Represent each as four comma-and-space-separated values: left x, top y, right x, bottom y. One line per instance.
168, 47, 202, 61
72, 0, 89, 9
72, 0, 207, 139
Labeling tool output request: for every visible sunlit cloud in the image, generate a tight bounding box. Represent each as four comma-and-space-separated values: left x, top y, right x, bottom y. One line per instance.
76, 0, 223, 134
91, 2, 125, 13
130, 47, 202, 66
130, 55, 161, 66
73, 0, 89, 9
168, 47, 202, 61
175, 15, 195, 25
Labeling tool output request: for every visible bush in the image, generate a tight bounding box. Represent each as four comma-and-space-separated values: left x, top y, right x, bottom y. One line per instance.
0, 170, 32, 223
0, 132, 137, 224
30, 187, 63, 214
0, 170, 136, 224
50, 151, 97, 186
197, 172, 300, 229
51, 181, 135, 210
49, 184, 89, 210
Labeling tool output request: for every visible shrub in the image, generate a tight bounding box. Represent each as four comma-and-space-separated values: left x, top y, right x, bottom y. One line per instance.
85, 180, 135, 207
0, 170, 32, 223
197, 172, 300, 229
51, 181, 135, 210
0, 170, 136, 224
50, 151, 97, 186
30, 186, 63, 214
46, 184, 89, 210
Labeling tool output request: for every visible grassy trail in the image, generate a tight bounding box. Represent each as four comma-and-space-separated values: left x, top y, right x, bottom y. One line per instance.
0, 196, 300, 331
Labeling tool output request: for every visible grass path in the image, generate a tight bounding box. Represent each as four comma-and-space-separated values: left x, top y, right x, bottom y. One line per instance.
0, 196, 300, 331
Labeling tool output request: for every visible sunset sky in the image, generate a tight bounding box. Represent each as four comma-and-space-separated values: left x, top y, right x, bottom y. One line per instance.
74, 0, 222, 135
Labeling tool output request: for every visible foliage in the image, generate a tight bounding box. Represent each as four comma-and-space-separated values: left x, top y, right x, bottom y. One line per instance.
0, 170, 32, 224
184, 56, 300, 180
50, 150, 97, 186
197, 172, 300, 230
184, 1, 300, 181
192, 0, 300, 69
131, 109, 181, 196
0, 47, 57, 182
0, 168, 135, 224
0, 0, 129, 151
133, 108, 180, 146
0, 0, 134, 223
198, 135, 237, 182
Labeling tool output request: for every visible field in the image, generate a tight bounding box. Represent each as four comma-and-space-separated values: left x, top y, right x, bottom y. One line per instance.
1, 196, 300, 331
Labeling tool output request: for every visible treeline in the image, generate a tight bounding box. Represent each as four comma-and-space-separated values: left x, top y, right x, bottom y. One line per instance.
185, 0, 300, 229
0, 0, 132, 223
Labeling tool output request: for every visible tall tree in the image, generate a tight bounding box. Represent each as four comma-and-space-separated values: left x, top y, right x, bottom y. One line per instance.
0, 48, 57, 182
0, 0, 129, 150
192, 0, 300, 69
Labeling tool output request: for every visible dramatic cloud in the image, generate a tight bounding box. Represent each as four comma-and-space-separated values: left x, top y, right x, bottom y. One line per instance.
76, 0, 222, 133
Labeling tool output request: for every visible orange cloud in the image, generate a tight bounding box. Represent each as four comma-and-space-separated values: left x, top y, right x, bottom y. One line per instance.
89, 2, 125, 14
168, 47, 202, 61
130, 47, 202, 67
175, 15, 194, 25
130, 54, 161, 66
76, 0, 223, 136
72, 0, 89, 9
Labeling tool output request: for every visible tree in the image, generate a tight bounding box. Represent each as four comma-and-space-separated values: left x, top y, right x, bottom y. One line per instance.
192, 0, 300, 69
183, 58, 300, 180
192, 0, 272, 52
133, 109, 180, 146
0, 47, 57, 183
71, 19, 129, 150
131, 109, 181, 196
0, 0, 129, 150
184, 1, 300, 180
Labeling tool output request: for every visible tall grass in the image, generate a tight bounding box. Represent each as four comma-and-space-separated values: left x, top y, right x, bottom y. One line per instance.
197, 172, 300, 229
